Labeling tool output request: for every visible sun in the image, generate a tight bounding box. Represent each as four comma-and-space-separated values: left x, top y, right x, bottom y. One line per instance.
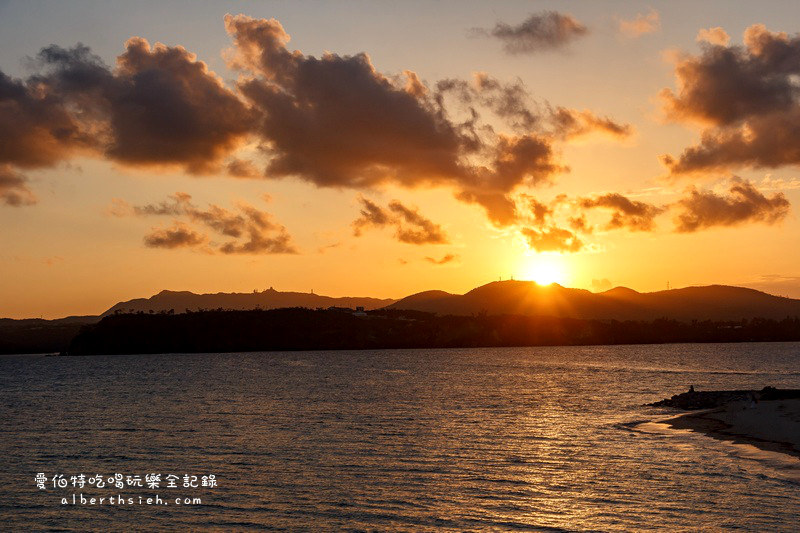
519, 255, 568, 286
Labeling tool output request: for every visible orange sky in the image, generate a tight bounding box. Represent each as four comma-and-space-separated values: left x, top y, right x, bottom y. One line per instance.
1, 1, 799, 318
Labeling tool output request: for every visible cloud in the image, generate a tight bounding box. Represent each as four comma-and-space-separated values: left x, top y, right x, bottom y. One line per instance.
0, 70, 95, 170
389, 201, 450, 244
579, 193, 664, 231
144, 222, 207, 249
742, 275, 800, 298
662, 24, 800, 175
758, 175, 800, 191
0, 41, 254, 175
661, 107, 800, 174
521, 226, 583, 253
550, 107, 633, 140
106, 197, 134, 217
0, 15, 627, 229
697, 27, 730, 46
435, 74, 631, 141
224, 14, 573, 226
471, 11, 589, 54
673, 178, 790, 232
352, 197, 391, 235
568, 214, 592, 234
218, 213, 296, 254
618, 10, 660, 38
226, 158, 262, 178
435, 73, 540, 131
352, 197, 448, 244
514, 194, 592, 252
591, 278, 613, 292
425, 253, 459, 265
121, 192, 297, 254
227, 14, 469, 189
0, 165, 37, 206
520, 194, 553, 227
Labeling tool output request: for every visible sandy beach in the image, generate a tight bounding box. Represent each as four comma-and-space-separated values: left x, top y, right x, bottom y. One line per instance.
667, 399, 800, 457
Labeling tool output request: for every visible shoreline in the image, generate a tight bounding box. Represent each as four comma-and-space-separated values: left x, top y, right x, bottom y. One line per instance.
663, 399, 800, 458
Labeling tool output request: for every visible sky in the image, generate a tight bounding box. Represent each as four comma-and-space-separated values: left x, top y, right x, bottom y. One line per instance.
1, 0, 799, 318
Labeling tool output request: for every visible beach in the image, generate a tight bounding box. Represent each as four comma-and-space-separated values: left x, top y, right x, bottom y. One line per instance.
667, 399, 800, 458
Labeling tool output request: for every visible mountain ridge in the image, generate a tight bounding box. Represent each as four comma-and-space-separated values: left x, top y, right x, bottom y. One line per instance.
387, 281, 800, 321
3, 282, 799, 323
103, 287, 397, 316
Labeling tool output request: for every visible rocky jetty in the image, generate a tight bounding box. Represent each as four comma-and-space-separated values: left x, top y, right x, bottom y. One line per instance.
649, 386, 800, 410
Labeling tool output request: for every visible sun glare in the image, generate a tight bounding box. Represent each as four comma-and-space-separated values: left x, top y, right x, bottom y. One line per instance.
520, 255, 568, 286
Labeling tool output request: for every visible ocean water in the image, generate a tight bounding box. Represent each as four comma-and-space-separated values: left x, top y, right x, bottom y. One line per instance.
1, 342, 799, 531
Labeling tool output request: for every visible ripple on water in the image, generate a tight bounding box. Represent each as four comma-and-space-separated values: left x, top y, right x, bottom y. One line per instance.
1, 342, 799, 530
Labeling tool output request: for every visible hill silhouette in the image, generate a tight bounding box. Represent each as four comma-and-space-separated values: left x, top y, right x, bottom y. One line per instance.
103, 287, 396, 316
0, 316, 99, 354
4, 281, 800, 354
65, 308, 800, 355
388, 281, 800, 321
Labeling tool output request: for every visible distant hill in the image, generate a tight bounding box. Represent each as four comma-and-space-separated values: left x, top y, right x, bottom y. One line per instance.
5, 281, 800, 354
103, 288, 396, 316
387, 281, 800, 321
0, 316, 99, 354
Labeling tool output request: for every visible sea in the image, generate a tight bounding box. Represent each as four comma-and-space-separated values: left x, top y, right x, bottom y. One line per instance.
1, 342, 799, 531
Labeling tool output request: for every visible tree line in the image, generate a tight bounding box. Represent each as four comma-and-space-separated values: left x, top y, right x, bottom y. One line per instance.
62, 308, 800, 355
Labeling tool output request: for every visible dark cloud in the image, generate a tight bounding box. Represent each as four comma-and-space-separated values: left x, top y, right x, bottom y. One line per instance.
579, 193, 664, 231
455, 190, 519, 227
352, 197, 448, 244
123, 192, 297, 254
521, 226, 583, 253
1, 39, 254, 175
219, 224, 296, 254
662, 24, 800, 175
0, 15, 626, 229
471, 11, 589, 54
352, 197, 390, 236
0, 70, 93, 169
425, 254, 459, 265
455, 130, 565, 225
388, 201, 449, 244
144, 222, 207, 249
225, 14, 569, 226
485, 133, 561, 190
0, 165, 37, 206
673, 178, 790, 232
662, 107, 800, 174
435, 73, 540, 131
435, 73, 631, 141
227, 14, 470, 188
